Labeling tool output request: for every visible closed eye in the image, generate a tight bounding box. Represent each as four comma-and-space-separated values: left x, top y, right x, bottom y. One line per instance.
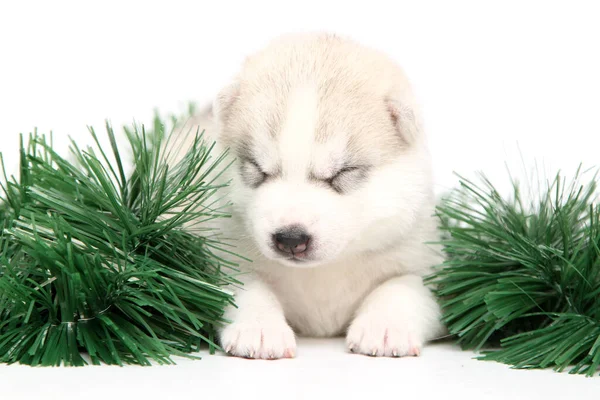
327, 166, 359, 183
240, 158, 270, 188
324, 166, 368, 194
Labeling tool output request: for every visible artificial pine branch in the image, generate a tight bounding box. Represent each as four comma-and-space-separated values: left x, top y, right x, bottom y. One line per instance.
429, 166, 600, 376
0, 114, 240, 366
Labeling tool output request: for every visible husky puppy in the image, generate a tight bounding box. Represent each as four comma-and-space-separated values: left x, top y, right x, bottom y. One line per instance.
176, 33, 444, 359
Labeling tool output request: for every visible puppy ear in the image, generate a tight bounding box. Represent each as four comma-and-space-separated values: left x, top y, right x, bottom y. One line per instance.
386, 98, 421, 145
213, 80, 240, 126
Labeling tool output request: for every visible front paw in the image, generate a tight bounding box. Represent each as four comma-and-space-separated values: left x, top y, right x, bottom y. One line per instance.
346, 312, 422, 357
219, 319, 296, 360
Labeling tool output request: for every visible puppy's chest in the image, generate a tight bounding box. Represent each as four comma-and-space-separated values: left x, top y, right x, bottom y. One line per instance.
260, 255, 400, 337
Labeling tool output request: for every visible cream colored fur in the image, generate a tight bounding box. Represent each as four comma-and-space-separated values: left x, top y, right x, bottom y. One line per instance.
170, 33, 444, 359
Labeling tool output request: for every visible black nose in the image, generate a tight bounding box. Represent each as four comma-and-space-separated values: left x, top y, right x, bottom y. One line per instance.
273, 228, 311, 255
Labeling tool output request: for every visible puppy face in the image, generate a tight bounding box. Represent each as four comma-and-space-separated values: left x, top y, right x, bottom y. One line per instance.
214, 34, 433, 267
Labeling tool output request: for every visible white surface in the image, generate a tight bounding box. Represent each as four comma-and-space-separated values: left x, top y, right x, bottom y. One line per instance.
2, 338, 600, 400
2, 0, 600, 398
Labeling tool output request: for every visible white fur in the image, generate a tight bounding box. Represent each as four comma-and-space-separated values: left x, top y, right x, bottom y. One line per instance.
171, 33, 444, 359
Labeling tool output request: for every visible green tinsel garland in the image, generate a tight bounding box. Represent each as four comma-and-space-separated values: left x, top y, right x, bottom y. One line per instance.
0, 114, 240, 366
429, 167, 600, 376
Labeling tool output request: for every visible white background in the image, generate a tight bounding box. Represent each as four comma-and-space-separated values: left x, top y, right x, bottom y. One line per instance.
2, 1, 600, 399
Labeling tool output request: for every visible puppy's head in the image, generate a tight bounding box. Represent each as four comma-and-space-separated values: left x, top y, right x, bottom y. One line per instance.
214, 34, 433, 267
